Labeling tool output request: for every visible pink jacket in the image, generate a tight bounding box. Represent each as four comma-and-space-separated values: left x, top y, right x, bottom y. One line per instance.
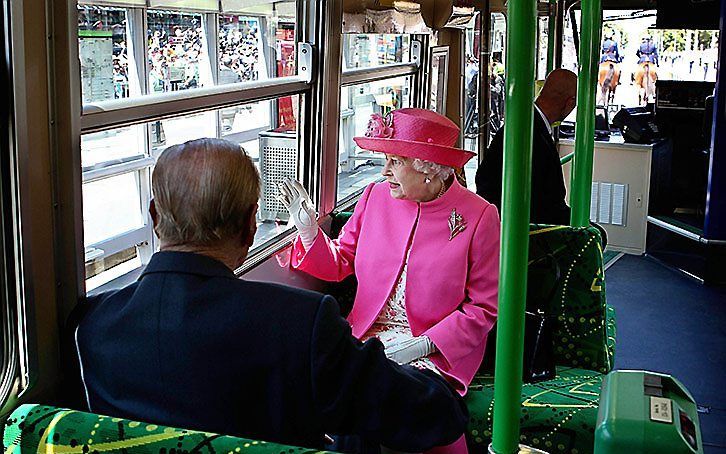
291, 180, 500, 394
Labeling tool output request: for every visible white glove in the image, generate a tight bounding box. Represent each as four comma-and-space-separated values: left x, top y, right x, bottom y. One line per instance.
277, 178, 319, 250
384, 336, 437, 365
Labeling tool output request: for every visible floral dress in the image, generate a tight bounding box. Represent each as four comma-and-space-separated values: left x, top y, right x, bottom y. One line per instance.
361, 250, 437, 373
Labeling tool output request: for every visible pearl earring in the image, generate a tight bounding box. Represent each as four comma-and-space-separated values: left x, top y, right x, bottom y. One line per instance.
424, 177, 431, 184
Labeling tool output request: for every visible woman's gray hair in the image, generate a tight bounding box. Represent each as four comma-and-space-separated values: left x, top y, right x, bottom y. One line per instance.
152, 138, 260, 246
411, 158, 455, 181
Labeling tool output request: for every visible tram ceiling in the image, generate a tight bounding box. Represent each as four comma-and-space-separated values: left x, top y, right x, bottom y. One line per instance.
341, 0, 484, 32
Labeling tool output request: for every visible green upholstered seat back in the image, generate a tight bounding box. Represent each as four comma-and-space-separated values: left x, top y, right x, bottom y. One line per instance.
528, 225, 612, 374
2, 404, 329, 454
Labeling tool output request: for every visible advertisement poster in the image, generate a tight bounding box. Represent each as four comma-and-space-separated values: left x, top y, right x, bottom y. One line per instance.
276, 24, 297, 131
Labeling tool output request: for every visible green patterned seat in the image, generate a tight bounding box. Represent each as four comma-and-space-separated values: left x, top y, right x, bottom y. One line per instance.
3, 404, 330, 454
466, 367, 602, 454
466, 225, 615, 454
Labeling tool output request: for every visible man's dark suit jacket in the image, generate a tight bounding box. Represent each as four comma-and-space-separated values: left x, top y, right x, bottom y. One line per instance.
74, 251, 467, 452
475, 110, 571, 225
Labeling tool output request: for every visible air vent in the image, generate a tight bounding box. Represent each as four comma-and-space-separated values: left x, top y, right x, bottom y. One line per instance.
258, 131, 298, 222
590, 181, 628, 226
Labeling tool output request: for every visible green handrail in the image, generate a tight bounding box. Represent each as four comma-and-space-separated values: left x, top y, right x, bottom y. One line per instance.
569, 0, 602, 227
560, 151, 575, 165
546, 0, 557, 74
490, 0, 537, 452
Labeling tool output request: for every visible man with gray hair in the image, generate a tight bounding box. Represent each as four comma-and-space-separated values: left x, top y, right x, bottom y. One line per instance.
72, 138, 467, 453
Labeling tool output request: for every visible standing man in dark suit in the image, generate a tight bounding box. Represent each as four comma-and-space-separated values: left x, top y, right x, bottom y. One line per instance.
73, 138, 467, 452
475, 69, 578, 225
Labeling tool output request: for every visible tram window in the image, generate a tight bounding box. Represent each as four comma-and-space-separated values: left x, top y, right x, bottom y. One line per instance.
77, 5, 131, 103
83, 172, 147, 248
536, 17, 550, 80
337, 76, 412, 203
81, 126, 146, 170
218, 12, 297, 84
562, 10, 580, 75
83, 95, 301, 291
220, 100, 274, 138
147, 10, 209, 94
342, 34, 411, 70
487, 13, 506, 139
78, 1, 299, 105
150, 112, 217, 154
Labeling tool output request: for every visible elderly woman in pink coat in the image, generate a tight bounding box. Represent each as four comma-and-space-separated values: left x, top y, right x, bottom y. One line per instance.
279, 108, 499, 453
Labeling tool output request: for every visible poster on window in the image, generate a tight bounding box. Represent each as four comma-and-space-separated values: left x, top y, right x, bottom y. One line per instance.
276, 24, 297, 131
79, 32, 115, 103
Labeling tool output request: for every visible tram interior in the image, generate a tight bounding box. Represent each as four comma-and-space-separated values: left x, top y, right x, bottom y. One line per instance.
1, 0, 726, 453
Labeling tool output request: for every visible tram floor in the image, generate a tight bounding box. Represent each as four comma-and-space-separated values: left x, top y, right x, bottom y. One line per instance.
606, 255, 726, 452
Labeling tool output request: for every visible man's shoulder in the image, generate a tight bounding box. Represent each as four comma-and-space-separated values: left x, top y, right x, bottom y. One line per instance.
85, 284, 139, 307
211, 279, 336, 335
533, 116, 555, 146
240, 279, 327, 305
86, 274, 328, 316
485, 127, 505, 155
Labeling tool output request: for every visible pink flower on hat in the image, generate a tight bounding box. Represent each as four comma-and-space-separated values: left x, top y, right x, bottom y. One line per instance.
365, 113, 394, 139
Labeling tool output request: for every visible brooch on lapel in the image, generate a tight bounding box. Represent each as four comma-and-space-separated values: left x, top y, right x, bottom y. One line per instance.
448, 208, 466, 241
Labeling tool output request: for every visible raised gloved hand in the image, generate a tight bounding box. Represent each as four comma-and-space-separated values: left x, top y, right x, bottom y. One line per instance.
384, 336, 437, 365
277, 178, 318, 250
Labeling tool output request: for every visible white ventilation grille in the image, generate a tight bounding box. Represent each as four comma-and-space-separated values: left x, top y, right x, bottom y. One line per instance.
590, 181, 628, 226
258, 131, 298, 221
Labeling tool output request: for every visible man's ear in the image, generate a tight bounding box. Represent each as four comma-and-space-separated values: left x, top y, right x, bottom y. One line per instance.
562, 96, 577, 119
149, 198, 159, 233
241, 205, 258, 248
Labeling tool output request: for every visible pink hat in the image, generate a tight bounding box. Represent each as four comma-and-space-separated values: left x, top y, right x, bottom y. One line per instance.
353, 108, 475, 168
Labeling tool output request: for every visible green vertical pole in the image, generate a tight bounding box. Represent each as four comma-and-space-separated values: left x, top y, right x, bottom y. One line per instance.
570, 0, 602, 227
546, 0, 557, 74
490, 0, 537, 452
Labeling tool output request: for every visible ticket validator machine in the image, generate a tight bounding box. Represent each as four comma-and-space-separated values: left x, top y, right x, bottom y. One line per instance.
594, 370, 702, 454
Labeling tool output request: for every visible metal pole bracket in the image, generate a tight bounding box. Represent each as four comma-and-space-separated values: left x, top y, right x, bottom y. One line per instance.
298, 42, 313, 83
411, 40, 422, 68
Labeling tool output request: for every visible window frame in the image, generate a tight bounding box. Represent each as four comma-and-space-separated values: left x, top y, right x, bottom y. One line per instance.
336, 74, 416, 207
429, 45, 450, 115
0, 0, 20, 410
59, 1, 432, 297
332, 36, 424, 208
74, 1, 315, 289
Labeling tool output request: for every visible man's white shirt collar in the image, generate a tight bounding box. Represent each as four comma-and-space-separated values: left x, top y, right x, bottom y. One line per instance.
534, 104, 553, 136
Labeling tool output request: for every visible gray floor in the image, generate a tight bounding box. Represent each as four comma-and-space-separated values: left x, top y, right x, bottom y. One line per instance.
606, 255, 726, 452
